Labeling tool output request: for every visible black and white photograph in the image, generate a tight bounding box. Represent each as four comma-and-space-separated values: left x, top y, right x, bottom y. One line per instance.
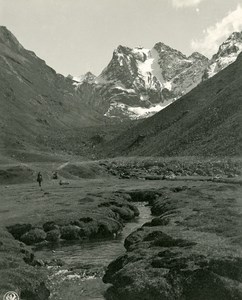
0, 0, 242, 299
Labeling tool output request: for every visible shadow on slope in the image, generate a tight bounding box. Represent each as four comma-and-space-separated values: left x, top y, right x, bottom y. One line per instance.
0, 165, 34, 185
0, 26, 106, 158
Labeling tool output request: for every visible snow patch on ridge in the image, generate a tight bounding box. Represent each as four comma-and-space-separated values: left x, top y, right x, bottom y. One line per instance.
206, 32, 242, 79
208, 52, 242, 78
150, 48, 165, 83
116, 52, 124, 66
128, 102, 172, 118
132, 47, 174, 91
105, 100, 172, 120
163, 81, 172, 91
114, 86, 136, 93
132, 48, 155, 88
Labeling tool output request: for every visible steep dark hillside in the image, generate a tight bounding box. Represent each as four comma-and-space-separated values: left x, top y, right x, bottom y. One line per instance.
0, 26, 105, 157
102, 53, 242, 157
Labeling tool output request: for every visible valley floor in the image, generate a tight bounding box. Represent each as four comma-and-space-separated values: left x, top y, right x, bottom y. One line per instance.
0, 156, 242, 299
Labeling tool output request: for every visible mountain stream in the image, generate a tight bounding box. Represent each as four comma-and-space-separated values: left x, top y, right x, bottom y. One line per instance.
35, 203, 152, 300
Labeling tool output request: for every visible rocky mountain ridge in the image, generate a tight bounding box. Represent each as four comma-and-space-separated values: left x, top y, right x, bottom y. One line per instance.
203, 31, 242, 79
74, 43, 209, 119
69, 71, 96, 86
74, 31, 242, 120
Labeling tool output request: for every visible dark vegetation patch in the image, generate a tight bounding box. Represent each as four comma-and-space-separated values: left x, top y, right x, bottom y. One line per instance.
151, 257, 188, 270
152, 233, 196, 248
124, 230, 145, 251
78, 196, 95, 204
7, 223, 32, 240
6, 193, 140, 246
127, 190, 162, 203
0, 227, 50, 299
0, 165, 34, 185
142, 217, 170, 227
79, 217, 93, 223
150, 197, 178, 216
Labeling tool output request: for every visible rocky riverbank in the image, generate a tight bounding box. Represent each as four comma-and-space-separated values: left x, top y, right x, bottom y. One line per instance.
0, 191, 140, 299
101, 157, 242, 179
103, 182, 242, 300
6, 193, 139, 247
0, 227, 50, 300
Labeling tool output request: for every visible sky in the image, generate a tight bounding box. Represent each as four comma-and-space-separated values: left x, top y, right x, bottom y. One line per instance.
1, 0, 242, 76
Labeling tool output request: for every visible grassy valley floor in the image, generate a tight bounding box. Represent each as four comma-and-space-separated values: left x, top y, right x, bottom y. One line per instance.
0, 156, 241, 299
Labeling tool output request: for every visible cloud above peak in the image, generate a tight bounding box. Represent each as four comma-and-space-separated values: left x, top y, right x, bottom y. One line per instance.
191, 4, 242, 57
172, 0, 205, 8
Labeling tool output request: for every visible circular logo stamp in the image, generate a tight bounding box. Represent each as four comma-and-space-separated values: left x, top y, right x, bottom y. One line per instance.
3, 291, 19, 300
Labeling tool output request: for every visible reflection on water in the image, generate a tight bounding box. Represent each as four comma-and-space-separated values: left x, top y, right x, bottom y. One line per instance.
35, 203, 152, 300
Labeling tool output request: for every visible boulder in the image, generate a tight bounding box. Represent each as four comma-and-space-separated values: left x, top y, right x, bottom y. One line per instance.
144, 217, 170, 226
46, 229, 61, 242
7, 223, 32, 239
20, 228, 47, 245
111, 206, 135, 221
43, 221, 59, 232
79, 217, 93, 223
127, 204, 140, 217
60, 225, 80, 240
124, 229, 144, 250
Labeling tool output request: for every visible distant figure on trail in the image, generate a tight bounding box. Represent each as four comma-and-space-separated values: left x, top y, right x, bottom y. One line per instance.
37, 172, 43, 187
52, 171, 58, 180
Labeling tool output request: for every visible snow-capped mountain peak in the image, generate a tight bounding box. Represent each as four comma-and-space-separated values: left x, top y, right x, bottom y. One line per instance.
203, 31, 242, 79
89, 42, 209, 119
218, 31, 242, 56
73, 32, 241, 120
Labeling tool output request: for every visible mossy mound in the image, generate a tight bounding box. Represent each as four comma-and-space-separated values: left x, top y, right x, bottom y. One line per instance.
0, 227, 49, 299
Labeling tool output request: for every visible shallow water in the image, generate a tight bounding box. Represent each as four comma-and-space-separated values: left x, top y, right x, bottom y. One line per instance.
35, 203, 152, 300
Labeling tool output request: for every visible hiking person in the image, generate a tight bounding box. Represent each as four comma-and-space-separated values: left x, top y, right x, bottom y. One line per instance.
52, 171, 58, 179
37, 172, 43, 187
